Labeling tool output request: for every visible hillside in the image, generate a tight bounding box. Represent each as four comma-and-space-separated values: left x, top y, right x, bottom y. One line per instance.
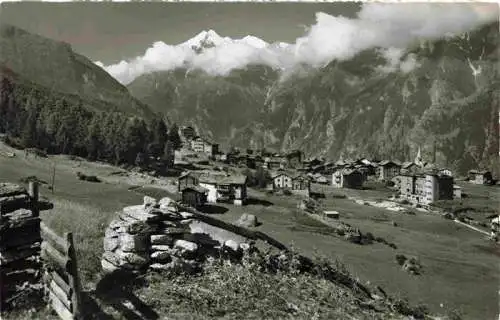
128, 22, 499, 175
0, 23, 154, 119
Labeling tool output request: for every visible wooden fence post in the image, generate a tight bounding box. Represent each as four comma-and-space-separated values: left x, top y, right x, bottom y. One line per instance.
28, 181, 39, 217
65, 232, 81, 320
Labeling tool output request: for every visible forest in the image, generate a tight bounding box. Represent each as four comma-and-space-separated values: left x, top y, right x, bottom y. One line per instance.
0, 74, 182, 168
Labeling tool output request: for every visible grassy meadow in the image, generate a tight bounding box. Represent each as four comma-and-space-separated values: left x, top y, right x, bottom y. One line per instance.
1, 144, 499, 319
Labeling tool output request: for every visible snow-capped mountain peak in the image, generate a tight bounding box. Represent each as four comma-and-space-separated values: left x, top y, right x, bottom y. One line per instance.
181, 30, 272, 51
239, 35, 269, 49
181, 29, 229, 48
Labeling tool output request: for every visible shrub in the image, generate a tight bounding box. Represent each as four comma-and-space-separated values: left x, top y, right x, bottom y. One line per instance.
331, 193, 347, 199
19, 176, 48, 185
395, 254, 407, 266
283, 189, 292, 196
76, 172, 101, 183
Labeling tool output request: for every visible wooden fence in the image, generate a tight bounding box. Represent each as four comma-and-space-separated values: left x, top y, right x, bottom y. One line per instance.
41, 222, 82, 320
0, 181, 46, 311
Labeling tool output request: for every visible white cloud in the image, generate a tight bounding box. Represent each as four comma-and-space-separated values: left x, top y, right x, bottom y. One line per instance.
96, 3, 498, 84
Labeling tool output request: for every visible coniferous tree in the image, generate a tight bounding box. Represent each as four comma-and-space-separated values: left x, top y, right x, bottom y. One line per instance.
167, 123, 182, 150
162, 140, 175, 169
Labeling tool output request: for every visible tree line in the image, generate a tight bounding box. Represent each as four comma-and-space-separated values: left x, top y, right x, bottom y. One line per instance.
0, 76, 182, 168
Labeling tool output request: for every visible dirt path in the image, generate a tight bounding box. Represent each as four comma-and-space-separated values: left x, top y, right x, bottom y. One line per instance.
453, 219, 491, 236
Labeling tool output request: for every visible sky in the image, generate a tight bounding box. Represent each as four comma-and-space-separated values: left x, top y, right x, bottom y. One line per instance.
0, 2, 361, 64
1, 2, 497, 84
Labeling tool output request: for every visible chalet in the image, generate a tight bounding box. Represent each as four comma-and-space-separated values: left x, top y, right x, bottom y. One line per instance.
302, 158, 323, 169
438, 169, 453, 177
198, 171, 248, 206
377, 160, 402, 181
265, 156, 286, 170
311, 173, 329, 184
285, 150, 303, 168
179, 126, 197, 141
180, 186, 208, 208
244, 155, 264, 169
401, 162, 420, 175
468, 170, 493, 185
191, 136, 219, 156
177, 171, 202, 192
271, 171, 311, 197
399, 172, 454, 205
331, 168, 364, 189
323, 162, 336, 174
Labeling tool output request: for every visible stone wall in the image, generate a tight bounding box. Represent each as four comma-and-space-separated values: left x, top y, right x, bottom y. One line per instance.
101, 196, 254, 274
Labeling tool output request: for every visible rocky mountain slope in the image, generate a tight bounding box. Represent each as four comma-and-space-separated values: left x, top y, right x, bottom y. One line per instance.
0, 24, 153, 118
128, 22, 499, 175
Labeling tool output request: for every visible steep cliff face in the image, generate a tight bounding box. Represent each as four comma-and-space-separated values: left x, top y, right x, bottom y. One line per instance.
128, 22, 499, 174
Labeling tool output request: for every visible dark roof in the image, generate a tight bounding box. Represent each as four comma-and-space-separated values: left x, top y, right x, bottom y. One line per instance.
402, 162, 417, 169
379, 160, 401, 167
271, 170, 308, 180
181, 186, 209, 193
198, 171, 247, 185
469, 170, 491, 175
179, 171, 203, 180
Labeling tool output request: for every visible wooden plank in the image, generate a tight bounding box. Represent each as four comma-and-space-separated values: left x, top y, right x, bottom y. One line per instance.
41, 242, 70, 272
1, 256, 41, 273
1, 269, 40, 285
41, 222, 69, 254
0, 194, 30, 214
0, 183, 26, 198
0, 215, 40, 230
48, 291, 74, 320
0, 231, 42, 250
0, 243, 41, 265
49, 279, 72, 310
65, 233, 81, 320
43, 270, 72, 297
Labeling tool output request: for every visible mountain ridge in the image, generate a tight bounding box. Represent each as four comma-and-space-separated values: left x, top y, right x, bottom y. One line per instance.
128, 21, 499, 175
0, 23, 154, 119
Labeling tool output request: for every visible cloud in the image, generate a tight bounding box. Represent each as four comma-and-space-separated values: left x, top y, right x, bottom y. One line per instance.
97, 3, 498, 84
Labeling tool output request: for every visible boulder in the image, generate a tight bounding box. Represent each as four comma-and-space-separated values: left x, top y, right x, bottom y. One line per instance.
224, 240, 240, 252
114, 250, 150, 267
150, 251, 172, 262
151, 245, 174, 251
103, 236, 120, 252
179, 211, 194, 219
101, 258, 119, 273
159, 197, 174, 209
143, 196, 158, 208
174, 239, 198, 252
119, 234, 149, 252
236, 214, 259, 228
150, 234, 175, 246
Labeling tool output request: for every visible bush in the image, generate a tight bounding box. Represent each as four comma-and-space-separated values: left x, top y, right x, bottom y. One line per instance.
283, 189, 292, 196
395, 254, 407, 266
331, 193, 347, 199
76, 172, 101, 183
385, 180, 395, 187
19, 176, 48, 185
